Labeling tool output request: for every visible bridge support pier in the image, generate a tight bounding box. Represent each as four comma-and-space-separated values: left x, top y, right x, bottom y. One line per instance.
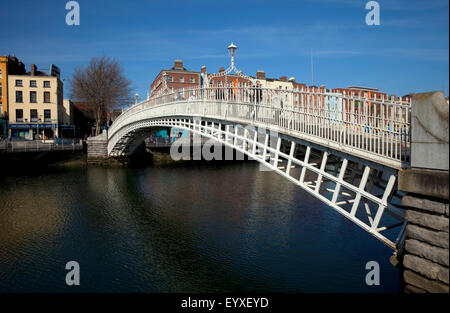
87, 131, 108, 159
398, 169, 449, 293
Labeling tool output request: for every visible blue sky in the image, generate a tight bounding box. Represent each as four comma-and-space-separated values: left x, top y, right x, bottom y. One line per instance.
1, 0, 448, 101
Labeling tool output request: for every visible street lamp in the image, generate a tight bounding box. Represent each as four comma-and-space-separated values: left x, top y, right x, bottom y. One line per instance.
161, 72, 169, 95
228, 42, 237, 68
207, 42, 254, 85
135, 93, 139, 104
37, 117, 41, 141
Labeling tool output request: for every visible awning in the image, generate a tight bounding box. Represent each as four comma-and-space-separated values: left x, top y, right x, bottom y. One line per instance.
60, 125, 75, 130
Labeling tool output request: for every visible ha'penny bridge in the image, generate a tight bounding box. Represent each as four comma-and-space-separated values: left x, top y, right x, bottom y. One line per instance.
87, 45, 449, 293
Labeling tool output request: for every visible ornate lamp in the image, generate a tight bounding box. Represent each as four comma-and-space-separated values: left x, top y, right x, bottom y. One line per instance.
228, 42, 237, 67
208, 42, 255, 84
160, 72, 169, 95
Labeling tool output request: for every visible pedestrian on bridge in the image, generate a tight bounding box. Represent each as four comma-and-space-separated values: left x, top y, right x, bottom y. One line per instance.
255, 81, 262, 104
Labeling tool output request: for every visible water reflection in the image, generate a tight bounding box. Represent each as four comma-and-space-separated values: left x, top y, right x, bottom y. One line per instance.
0, 162, 398, 292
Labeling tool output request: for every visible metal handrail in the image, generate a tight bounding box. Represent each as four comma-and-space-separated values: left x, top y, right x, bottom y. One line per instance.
0, 139, 84, 153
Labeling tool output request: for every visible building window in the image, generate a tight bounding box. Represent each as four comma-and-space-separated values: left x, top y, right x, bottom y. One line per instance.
0, 82, 2, 98
44, 91, 50, 103
16, 90, 23, 103
16, 109, 23, 122
169, 87, 173, 92
179, 77, 184, 83
44, 109, 51, 122
30, 109, 38, 122
30, 80, 37, 87
30, 91, 37, 103
190, 77, 195, 83
0, 68, 2, 78
43, 81, 51, 88
168, 76, 173, 82
16, 80, 23, 87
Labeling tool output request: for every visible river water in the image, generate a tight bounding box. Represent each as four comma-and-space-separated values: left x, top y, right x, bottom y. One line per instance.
0, 161, 398, 292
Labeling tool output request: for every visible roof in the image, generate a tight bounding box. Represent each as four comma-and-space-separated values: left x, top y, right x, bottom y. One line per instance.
347, 86, 379, 91
8, 71, 58, 78
161, 68, 200, 74
72, 102, 95, 119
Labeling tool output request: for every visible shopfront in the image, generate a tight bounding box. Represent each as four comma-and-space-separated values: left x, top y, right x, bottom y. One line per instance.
9, 123, 58, 140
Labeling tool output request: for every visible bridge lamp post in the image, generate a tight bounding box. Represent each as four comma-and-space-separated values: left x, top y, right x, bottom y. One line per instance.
135, 93, 139, 105
162, 72, 169, 95
37, 117, 41, 142
228, 42, 237, 68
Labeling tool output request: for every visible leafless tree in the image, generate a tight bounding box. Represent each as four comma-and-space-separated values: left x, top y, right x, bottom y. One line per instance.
70, 56, 132, 136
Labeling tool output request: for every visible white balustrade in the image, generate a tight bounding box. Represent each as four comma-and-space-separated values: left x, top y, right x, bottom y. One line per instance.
108, 85, 411, 168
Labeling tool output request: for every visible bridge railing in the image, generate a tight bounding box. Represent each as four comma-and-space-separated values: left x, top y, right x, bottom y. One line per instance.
110, 86, 411, 167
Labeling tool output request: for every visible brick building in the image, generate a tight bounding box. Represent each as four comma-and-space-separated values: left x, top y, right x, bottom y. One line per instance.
150, 60, 201, 96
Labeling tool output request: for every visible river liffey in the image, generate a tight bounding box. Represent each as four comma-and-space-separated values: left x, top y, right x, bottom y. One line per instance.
0, 161, 398, 292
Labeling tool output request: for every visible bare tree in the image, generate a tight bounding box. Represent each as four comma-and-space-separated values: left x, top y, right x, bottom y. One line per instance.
70, 56, 132, 136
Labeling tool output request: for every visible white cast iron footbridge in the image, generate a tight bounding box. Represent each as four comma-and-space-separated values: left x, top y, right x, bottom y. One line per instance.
105, 85, 412, 251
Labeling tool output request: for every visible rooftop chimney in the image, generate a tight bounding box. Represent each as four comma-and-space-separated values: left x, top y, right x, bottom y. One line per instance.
30, 64, 37, 76
256, 70, 265, 80
174, 60, 183, 70
280, 76, 287, 82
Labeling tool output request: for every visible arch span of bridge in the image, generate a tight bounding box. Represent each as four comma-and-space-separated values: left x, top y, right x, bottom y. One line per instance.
104, 86, 413, 251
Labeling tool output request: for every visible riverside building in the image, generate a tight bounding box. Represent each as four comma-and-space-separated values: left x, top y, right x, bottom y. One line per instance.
7, 63, 67, 140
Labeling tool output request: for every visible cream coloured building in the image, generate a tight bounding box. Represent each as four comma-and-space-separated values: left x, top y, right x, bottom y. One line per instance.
254, 71, 309, 109
8, 64, 64, 139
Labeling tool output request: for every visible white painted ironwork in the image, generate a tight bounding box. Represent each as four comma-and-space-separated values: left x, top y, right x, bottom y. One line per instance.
109, 85, 411, 168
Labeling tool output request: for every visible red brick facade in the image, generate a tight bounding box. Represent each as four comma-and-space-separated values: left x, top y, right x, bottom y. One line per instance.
150, 60, 200, 96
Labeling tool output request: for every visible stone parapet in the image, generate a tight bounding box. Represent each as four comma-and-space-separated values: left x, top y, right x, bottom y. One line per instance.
410, 91, 449, 170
